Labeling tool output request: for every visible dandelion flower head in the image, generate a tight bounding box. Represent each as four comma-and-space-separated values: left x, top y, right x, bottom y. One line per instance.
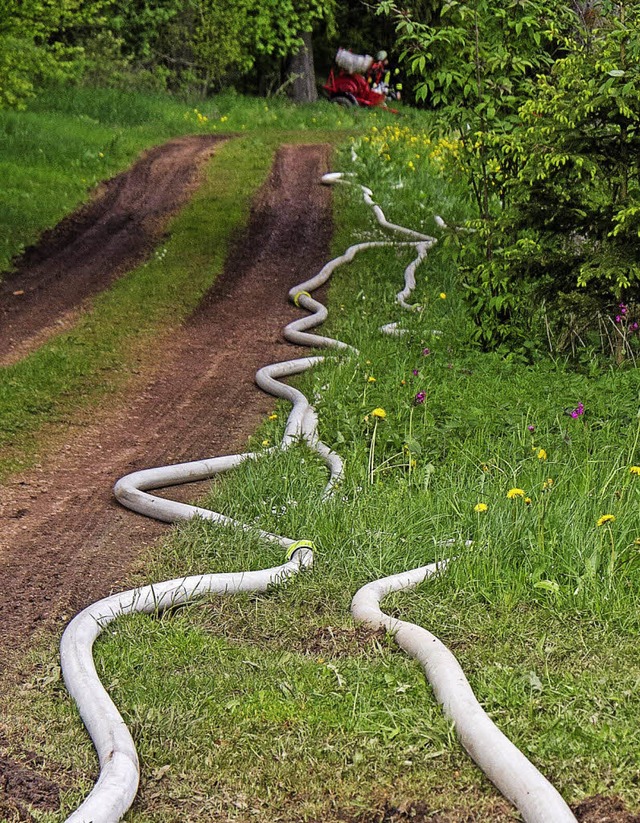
372, 407, 387, 419
507, 487, 525, 499
596, 514, 616, 527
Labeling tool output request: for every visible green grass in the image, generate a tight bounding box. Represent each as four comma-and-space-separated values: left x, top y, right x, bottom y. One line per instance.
2, 91, 640, 822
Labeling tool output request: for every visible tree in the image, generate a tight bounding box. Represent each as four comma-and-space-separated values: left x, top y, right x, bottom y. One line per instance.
103, 0, 334, 97
288, 31, 317, 102
0, 0, 105, 108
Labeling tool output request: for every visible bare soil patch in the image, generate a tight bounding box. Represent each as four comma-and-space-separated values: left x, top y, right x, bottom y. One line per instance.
0, 134, 225, 364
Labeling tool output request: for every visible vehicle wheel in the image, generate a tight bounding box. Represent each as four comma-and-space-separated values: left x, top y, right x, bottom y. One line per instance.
331, 94, 356, 108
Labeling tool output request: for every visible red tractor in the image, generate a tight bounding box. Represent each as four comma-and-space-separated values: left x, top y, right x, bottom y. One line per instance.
323, 49, 389, 109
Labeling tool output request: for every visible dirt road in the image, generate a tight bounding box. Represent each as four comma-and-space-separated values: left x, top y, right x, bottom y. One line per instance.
0, 134, 226, 365
0, 141, 332, 666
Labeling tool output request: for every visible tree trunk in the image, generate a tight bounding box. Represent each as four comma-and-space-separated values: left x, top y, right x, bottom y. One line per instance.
288, 31, 317, 102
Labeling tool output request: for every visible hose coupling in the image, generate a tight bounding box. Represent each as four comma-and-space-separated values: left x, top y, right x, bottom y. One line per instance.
286, 539, 316, 560
293, 290, 312, 307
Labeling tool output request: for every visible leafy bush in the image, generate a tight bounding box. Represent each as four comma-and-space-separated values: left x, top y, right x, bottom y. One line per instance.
384, 0, 640, 362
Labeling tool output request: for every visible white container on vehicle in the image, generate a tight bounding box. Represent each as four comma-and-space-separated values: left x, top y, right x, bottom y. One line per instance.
335, 48, 373, 74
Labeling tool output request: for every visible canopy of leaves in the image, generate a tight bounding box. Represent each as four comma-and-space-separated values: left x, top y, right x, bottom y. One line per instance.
0, 0, 336, 106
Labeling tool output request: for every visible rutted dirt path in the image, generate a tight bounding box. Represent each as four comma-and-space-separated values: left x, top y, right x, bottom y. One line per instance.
0, 142, 333, 667
0, 134, 226, 365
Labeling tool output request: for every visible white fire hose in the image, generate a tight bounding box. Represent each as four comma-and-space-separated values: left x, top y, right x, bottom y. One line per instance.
59, 172, 576, 822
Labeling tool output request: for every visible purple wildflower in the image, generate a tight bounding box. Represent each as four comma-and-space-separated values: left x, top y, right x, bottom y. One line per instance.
414, 391, 426, 404
412, 368, 419, 376
422, 348, 431, 356
616, 315, 622, 323
570, 402, 585, 418
619, 302, 628, 315
527, 425, 535, 432
631, 322, 639, 332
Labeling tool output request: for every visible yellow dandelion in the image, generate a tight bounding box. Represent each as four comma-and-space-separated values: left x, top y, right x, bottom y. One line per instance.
367, 376, 376, 383
525, 497, 532, 505
507, 488, 525, 499
474, 503, 488, 513
439, 292, 447, 299
629, 466, 640, 475
537, 448, 547, 461
268, 413, 278, 421
542, 478, 554, 490
596, 514, 616, 527
372, 408, 387, 419
262, 439, 270, 447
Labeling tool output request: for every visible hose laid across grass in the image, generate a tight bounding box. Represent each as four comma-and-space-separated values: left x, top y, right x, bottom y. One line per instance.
60, 172, 576, 823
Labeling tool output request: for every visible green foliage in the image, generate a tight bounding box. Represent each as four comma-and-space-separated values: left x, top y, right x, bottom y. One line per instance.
0, 0, 336, 104
466, 1, 640, 355
378, 0, 576, 219
382, 0, 640, 361
0, 0, 108, 108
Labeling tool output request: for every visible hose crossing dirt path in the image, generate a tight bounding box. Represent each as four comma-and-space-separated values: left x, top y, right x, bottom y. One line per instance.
0, 142, 332, 667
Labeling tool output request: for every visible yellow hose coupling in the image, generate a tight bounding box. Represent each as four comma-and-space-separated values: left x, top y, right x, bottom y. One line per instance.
286, 539, 316, 560
293, 290, 312, 307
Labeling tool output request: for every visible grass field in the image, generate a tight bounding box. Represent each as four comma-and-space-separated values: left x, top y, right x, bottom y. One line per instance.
1, 86, 639, 822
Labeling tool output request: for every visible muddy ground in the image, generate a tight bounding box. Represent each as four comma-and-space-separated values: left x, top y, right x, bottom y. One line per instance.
0, 139, 332, 660
0, 134, 227, 365
0, 136, 636, 823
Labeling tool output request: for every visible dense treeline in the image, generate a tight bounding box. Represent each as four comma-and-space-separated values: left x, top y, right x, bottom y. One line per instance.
0, 0, 443, 107
0, 0, 333, 105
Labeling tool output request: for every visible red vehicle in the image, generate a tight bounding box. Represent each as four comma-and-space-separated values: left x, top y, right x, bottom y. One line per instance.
323, 48, 393, 109
323, 67, 386, 109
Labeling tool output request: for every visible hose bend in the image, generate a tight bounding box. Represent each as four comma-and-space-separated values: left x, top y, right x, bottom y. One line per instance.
61, 548, 312, 823
351, 567, 576, 822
